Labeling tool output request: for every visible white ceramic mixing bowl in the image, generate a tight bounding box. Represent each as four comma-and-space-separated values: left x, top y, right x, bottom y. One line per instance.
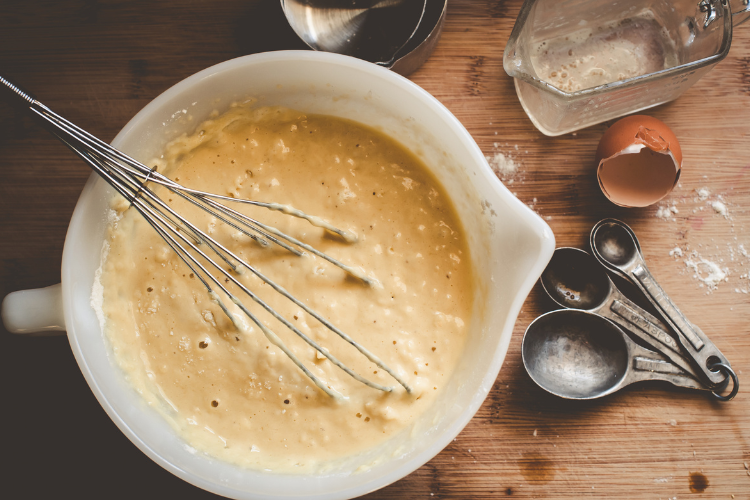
2, 51, 554, 499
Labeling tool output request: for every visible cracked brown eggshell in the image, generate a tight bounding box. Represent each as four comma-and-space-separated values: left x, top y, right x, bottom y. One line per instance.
596, 115, 682, 207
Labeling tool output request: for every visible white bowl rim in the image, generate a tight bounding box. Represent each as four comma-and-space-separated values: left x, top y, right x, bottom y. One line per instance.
61, 50, 555, 499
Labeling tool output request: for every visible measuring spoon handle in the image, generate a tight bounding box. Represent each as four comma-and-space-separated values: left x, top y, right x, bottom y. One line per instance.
625, 343, 708, 391
603, 291, 702, 380
630, 263, 729, 386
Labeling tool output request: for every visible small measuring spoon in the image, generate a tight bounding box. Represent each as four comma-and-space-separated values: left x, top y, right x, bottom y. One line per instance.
540, 247, 701, 381
522, 310, 733, 400
590, 219, 735, 391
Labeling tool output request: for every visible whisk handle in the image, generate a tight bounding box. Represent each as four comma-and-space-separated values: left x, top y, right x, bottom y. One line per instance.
0, 74, 37, 106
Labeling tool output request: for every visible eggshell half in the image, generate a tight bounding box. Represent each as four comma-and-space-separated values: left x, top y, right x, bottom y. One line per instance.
596, 115, 682, 207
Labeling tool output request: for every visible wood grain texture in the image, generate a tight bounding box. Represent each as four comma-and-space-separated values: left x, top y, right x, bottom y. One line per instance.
1, 1, 748, 498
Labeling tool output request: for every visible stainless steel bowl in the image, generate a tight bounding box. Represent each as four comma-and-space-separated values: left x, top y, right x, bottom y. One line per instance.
281, 0, 447, 75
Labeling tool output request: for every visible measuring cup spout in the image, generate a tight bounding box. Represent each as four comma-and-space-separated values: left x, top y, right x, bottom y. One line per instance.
502, 0, 540, 80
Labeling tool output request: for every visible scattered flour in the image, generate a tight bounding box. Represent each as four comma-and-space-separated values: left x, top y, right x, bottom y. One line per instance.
711, 200, 728, 217
486, 151, 518, 178
684, 251, 729, 291
485, 143, 546, 221
693, 187, 731, 219
655, 179, 747, 293
655, 204, 679, 220
655, 206, 670, 218
485, 142, 525, 186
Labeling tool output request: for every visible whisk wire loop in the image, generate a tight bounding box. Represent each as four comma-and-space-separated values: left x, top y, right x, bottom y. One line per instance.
2, 76, 413, 397
59, 127, 399, 398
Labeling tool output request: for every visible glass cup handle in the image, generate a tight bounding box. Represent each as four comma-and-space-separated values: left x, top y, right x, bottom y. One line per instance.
699, 0, 749, 27
728, 0, 750, 26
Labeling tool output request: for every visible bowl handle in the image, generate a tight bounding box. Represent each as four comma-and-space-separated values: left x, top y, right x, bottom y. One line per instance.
2, 284, 66, 336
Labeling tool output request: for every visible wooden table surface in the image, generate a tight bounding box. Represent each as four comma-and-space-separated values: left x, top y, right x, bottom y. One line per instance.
1, 1, 748, 498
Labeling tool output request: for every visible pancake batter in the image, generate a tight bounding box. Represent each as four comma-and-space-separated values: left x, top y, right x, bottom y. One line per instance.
98, 104, 474, 471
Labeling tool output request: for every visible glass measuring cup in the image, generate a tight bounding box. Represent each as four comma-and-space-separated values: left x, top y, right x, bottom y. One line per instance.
503, 0, 749, 136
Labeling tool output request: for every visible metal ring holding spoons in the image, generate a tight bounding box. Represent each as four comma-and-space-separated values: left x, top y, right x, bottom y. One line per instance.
708, 363, 739, 401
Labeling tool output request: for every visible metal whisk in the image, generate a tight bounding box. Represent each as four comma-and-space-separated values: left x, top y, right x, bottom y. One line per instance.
1, 75, 412, 399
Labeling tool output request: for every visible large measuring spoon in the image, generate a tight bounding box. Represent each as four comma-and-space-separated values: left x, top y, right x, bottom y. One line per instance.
522, 310, 732, 400
540, 247, 700, 380
591, 219, 735, 391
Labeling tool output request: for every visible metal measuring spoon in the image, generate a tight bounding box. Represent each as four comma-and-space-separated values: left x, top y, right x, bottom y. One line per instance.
590, 219, 736, 393
540, 247, 701, 381
522, 310, 721, 400
281, 0, 447, 75
281, 0, 428, 73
